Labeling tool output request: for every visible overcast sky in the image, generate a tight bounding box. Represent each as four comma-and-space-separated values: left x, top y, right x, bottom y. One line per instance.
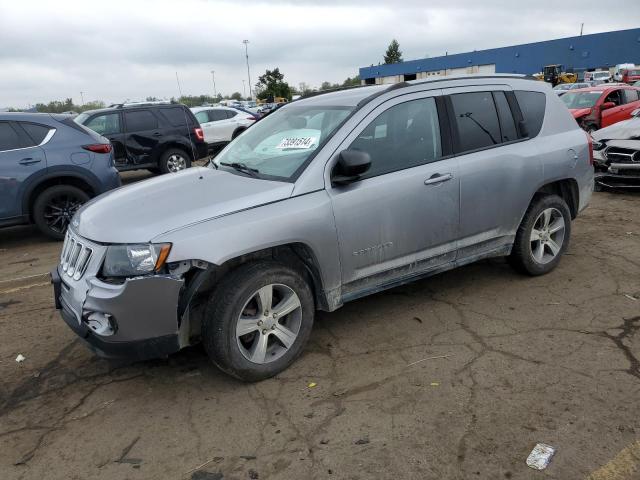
1, 0, 639, 107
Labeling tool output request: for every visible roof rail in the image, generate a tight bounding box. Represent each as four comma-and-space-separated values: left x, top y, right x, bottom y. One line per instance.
108, 101, 172, 108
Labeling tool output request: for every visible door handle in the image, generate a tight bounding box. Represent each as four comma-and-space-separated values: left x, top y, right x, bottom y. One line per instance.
152, 132, 163, 137
424, 173, 453, 185
18, 158, 41, 166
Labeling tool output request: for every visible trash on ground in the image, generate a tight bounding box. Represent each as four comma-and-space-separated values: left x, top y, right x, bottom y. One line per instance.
526, 443, 556, 470
307, 382, 317, 388
623, 294, 638, 301
354, 437, 370, 445
430, 382, 440, 387
15, 354, 25, 363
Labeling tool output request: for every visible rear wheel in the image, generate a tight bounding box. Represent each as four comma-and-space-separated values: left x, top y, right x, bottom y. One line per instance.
508, 194, 572, 276
33, 185, 89, 240
202, 261, 315, 382
159, 148, 191, 174
232, 128, 246, 139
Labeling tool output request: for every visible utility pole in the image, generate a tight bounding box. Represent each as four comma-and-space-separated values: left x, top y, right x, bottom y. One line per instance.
580, 23, 584, 36
242, 79, 246, 98
243, 40, 252, 100
80, 91, 84, 105
210, 70, 217, 99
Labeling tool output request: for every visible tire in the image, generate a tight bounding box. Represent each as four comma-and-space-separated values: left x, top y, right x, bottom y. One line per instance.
202, 261, 315, 382
508, 194, 572, 276
33, 185, 90, 240
231, 128, 245, 139
159, 148, 191, 174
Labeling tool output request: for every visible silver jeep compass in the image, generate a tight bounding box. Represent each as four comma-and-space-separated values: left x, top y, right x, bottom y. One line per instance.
52, 75, 594, 381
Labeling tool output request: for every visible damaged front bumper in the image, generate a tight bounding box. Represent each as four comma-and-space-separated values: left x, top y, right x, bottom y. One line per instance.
51, 266, 185, 361
594, 142, 640, 189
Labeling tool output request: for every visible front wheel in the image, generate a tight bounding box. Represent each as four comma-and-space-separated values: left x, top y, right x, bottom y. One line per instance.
33, 185, 90, 240
508, 194, 572, 276
202, 261, 315, 382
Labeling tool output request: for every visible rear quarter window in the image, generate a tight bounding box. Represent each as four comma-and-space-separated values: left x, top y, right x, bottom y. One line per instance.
19, 122, 51, 144
514, 91, 546, 138
160, 106, 195, 127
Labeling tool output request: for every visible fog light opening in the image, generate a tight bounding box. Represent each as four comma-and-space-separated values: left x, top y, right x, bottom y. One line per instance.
85, 312, 116, 336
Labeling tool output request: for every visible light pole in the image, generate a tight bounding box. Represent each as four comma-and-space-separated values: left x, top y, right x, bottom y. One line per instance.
242, 40, 252, 100
210, 70, 217, 99
80, 91, 84, 105
242, 79, 246, 98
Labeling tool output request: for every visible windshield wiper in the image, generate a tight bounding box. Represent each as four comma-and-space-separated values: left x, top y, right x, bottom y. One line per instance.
219, 161, 260, 176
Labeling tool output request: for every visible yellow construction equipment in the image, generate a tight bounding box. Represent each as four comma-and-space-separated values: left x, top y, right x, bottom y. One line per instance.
541, 65, 577, 86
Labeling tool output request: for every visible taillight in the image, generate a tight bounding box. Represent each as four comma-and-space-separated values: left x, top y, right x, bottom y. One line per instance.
194, 127, 204, 142
83, 144, 112, 154
585, 132, 594, 166
246, 116, 256, 121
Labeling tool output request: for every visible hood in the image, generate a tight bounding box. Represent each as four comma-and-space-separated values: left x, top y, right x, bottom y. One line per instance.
570, 108, 592, 119
593, 116, 640, 141
74, 167, 294, 243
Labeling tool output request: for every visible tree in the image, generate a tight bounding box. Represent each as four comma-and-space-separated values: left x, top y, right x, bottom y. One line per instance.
230, 92, 243, 101
255, 68, 292, 101
384, 39, 403, 64
342, 75, 360, 87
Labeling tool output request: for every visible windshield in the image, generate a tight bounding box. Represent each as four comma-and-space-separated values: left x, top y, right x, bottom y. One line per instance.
553, 84, 571, 91
560, 92, 602, 109
213, 104, 354, 180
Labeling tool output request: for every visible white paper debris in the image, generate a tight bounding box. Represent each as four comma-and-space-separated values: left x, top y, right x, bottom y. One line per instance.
526, 443, 556, 470
15, 354, 26, 363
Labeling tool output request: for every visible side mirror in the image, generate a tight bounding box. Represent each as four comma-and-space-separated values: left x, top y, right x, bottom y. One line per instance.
601, 101, 616, 110
331, 150, 371, 186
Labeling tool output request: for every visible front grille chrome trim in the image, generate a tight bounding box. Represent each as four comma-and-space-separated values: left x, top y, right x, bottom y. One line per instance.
59, 231, 94, 281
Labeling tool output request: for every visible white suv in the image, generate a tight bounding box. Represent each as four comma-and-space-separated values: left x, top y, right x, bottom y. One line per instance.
191, 106, 256, 149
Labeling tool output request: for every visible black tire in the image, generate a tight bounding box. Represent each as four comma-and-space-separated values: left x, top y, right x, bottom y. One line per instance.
33, 185, 90, 240
508, 194, 572, 276
159, 148, 191, 174
231, 128, 245, 139
202, 261, 315, 382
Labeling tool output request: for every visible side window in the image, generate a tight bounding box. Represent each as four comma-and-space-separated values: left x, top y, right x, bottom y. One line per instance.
161, 107, 192, 126
604, 90, 622, 106
86, 113, 121, 135
450, 92, 501, 151
226, 110, 238, 119
0, 122, 25, 151
19, 123, 51, 145
195, 111, 209, 124
208, 110, 228, 122
493, 92, 518, 143
622, 89, 639, 104
349, 97, 442, 179
124, 110, 158, 131
514, 91, 546, 138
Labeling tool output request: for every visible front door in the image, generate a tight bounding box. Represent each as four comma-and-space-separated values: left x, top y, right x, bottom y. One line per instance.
0, 121, 47, 220
601, 89, 628, 128
327, 91, 460, 296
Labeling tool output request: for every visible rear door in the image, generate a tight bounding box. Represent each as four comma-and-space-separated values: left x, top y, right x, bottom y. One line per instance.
123, 109, 162, 165
444, 87, 543, 256
83, 112, 125, 164
0, 121, 48, 219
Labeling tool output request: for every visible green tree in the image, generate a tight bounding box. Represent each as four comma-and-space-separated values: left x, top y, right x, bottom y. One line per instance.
342, 75, 360, 87
255, 68, 292, 101
384, 39, 403, 64
230, 92, 243, 101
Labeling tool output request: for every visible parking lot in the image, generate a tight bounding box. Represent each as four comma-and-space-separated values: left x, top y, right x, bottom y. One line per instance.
0, 187, 638, 480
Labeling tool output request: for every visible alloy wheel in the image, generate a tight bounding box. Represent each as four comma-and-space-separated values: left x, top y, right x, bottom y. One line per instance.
235, 283, 302, 364
166, 154, 187, 172
530, 207, 565, 264
43, 194, 84, 234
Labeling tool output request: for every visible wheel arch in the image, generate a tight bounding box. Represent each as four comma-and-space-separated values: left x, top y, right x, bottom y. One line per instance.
533, 178, 579, 219
158, 139, 196, 161
231, 127, 246, 139
24, 174, 97, 221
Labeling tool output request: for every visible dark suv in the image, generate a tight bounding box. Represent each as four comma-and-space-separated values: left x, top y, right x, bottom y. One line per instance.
75, 102, 207, 174
0, 113, 121, 239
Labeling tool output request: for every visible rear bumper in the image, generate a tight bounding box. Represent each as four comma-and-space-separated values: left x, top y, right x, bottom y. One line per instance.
52, 267, 184, 361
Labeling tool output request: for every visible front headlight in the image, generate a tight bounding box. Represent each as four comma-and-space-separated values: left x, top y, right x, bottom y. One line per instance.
102, 243, 171, 277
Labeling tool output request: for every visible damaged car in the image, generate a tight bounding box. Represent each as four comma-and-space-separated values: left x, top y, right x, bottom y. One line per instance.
592, 107, 640, 189
52, 75, 593, 381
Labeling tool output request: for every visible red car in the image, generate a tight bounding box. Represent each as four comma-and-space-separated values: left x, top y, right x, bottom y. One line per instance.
560, 85, 640, 133
621, 68, 640, 84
